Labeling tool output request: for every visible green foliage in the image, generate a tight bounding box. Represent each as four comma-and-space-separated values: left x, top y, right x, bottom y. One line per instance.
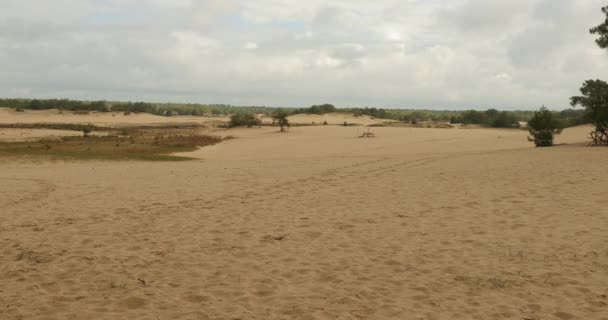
295, 104, 336, 115
273, 109, 290, 132
527, 107, 564, 147
0, 133, 224, 161
349, 107, 387, 119
82, 126, 93, 137
449, 109, 520, 128
0, 98, 588, 131
229, 113, 261, 128
0, 98, 283, 117
571, 79, 608, 145
0, 123, 101, 132
559, 108, 589, 127
590, 6, 608, 49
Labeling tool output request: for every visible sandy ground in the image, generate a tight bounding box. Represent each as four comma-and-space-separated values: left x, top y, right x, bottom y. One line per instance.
0, 108, 229, 127
280, 113, 394, 126
0, 108, 390, 127
0, 128, 86, 142
1, 121, 607, 320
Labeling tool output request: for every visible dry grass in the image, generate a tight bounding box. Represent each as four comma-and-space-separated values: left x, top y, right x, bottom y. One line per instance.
0, 129, 225, 161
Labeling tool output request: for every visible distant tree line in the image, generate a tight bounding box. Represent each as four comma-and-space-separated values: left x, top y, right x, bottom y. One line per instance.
293, 104, 337, 115
1, 98, 589, 131
0, 98, 281, 117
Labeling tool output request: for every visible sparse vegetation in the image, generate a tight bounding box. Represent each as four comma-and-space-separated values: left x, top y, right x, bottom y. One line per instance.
449, 109, 520, 128
590, 6, 608, 49
1, 98, 590, 131
0, 129, 225, 161
359, 129, 376, 138
272, 109, 290, 132
571, 80, 608, 145
294, 104, 336, 115
0, 123, 101, 132
527, 107, 564, 147
229, 113, 261, 128
567, 6, 608, 146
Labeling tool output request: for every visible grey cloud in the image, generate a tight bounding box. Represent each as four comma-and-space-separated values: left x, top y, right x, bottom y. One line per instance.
1, 0, 607, 109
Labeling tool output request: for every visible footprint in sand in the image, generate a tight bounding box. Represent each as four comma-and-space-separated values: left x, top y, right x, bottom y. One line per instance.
117, 297, 147, 310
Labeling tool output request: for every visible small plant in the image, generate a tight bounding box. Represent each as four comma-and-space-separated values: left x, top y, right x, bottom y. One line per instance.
83, 127, 92, 137
15, 108, 24, 112
323, 121, 328, 125
272, 109, 290, 132
527, 106, 563, 147
359, 129, 376, 138
343, 121, 348, 126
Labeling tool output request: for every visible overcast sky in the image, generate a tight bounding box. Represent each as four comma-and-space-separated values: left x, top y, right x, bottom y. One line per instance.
1, 0, 607, 109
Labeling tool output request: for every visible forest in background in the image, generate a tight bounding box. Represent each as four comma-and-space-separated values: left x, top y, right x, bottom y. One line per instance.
0, 98, 588, 129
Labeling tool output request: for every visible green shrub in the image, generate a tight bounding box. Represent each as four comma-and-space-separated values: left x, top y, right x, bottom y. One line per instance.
571, 79, 608, 145
272, 109, 290, 132
528, 107, 564, 147
229, 113, 261, 128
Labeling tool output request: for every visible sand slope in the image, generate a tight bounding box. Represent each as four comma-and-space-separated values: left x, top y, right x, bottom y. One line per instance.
1, 124, 607, 320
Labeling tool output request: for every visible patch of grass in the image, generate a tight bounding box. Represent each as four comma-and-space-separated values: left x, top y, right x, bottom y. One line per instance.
0, 132, 224, 161
0, 123, 103, 132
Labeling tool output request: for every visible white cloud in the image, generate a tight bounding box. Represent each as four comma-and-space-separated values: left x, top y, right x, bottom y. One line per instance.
244, 42, 258, 50
0, 0, 607, 109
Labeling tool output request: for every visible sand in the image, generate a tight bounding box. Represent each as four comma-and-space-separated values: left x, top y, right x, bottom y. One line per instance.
0, 108, 229, 127
1, 112, 607, 320
0, 128, 94, 142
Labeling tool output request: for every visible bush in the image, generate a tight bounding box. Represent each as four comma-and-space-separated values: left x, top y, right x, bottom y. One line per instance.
571, 79, 608, 145
527, 107, 564, 147
229, 113, 261, 128
272, 109, 290, 132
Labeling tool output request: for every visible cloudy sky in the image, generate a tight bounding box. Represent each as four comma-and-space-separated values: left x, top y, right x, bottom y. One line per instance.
1, 0, 607, 109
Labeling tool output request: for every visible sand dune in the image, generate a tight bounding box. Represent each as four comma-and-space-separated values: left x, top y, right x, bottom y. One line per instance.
0, 108, 228, 127
285, 113, 395, 126
1, 118, 607, 319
